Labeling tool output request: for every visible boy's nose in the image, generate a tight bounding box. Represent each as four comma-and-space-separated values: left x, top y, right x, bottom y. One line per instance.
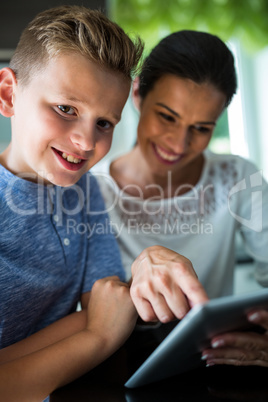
70, 125, 96, 152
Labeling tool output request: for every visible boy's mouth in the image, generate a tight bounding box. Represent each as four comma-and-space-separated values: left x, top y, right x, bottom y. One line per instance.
52, 147, 87, 171
53, 148, 85, 164
61, 152, 82, 164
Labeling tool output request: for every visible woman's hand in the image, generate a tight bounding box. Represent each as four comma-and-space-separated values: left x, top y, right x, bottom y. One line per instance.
87, 276, 138, 350
202, 309, 268, 367
130, 246, 208, 323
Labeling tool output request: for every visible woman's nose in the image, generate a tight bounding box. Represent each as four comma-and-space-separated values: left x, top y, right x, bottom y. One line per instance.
165, 127, 190, 154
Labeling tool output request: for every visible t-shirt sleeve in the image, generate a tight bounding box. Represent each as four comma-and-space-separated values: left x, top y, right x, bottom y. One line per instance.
82, 173, 126, 292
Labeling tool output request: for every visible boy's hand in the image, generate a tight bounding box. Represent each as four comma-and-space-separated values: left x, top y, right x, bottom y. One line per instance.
0, 277, 137, 401
130, 246, 208, 323
86, 276, 138, 350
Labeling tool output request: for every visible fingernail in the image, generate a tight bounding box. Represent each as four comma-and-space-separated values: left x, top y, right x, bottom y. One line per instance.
161, 316, 170, 323
212, 339, 224, 348
206, 362, 215, 367
248, 312, 260, 321
201, 354, 208, 361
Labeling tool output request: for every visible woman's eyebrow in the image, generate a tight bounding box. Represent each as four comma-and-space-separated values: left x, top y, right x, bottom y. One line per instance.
156, 102, 180, 117
156, 102, 216, 126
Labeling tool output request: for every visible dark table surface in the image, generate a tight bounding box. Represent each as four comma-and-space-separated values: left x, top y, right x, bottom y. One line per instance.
50, 323, 268, 402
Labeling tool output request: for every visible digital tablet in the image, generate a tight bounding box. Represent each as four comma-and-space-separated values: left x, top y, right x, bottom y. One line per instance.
125, 289, 268, 388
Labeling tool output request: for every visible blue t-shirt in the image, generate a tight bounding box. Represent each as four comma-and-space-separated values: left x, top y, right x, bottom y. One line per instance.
0, 166, 125, 349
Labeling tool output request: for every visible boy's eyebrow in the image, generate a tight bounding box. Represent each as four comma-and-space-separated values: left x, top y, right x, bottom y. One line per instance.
62, 95, 121, 121
156, 102, 216, 125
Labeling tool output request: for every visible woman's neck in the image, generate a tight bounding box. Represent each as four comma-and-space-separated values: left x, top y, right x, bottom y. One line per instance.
110, 146, 205, 199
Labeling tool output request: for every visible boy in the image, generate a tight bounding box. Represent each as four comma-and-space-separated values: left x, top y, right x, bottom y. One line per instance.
0, 5, 207, 400
0, 5, 144, 400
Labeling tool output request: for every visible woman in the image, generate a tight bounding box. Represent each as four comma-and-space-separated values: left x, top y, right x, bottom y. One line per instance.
95, 30, 268, 367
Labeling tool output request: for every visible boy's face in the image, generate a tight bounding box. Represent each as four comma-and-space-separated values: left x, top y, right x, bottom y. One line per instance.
4, 53, 130, 186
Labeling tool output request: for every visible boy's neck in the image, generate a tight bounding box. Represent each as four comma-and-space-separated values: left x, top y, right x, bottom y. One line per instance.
0, 145, 45, 185
0, 146, 9, 170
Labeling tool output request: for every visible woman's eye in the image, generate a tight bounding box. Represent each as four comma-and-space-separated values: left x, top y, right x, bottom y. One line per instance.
159, 112, 175, 123
194, 125, 210, 134
57, 105, 76, 115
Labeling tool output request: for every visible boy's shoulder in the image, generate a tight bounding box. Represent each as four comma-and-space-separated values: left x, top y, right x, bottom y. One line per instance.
0, 162, 12, 185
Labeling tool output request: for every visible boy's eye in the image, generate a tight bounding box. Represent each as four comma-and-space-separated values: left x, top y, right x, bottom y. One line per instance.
97, 119, 113, 130
57, 105, 76, 115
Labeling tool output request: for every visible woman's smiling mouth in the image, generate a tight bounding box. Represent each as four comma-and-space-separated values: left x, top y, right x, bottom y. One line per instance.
152, 143, 184, 165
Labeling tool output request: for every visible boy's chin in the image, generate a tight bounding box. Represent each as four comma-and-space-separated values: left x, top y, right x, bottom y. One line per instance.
42, 172, 81, 187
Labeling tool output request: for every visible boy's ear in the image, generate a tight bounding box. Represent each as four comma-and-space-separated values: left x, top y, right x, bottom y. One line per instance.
0, 68, 17, 117
131, 76, 141, 111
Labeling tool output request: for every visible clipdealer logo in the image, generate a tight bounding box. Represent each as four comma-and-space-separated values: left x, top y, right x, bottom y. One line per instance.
4, 169, 265, 234
228, 171, 263, 232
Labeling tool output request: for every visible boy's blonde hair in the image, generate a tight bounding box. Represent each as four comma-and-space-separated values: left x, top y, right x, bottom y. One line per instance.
10, 5, 144, 85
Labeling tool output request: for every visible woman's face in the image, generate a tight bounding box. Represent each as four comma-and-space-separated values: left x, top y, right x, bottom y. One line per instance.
134, 75, 227, 177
